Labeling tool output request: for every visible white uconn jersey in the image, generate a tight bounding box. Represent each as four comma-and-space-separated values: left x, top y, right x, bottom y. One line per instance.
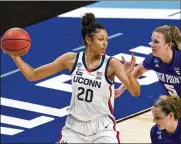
67, 51, 115, 121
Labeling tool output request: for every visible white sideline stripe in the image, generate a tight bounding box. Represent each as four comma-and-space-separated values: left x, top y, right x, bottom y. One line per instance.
130, 46, 152, 55
1, 97, 68, 117
57, 7, 180, 20
73, 33, 123, 51
108, 33, 123, 39
1, 115, 54, 129
73, 45, 86, 51
1, 69, 20, 78
1, 126, 24, 136
113, 53, 145, 64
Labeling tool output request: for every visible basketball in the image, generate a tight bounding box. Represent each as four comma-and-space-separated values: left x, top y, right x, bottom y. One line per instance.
1, 28, 31, 56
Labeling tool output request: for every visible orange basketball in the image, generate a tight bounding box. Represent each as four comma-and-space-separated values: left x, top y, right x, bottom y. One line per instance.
1, 28, 31, 56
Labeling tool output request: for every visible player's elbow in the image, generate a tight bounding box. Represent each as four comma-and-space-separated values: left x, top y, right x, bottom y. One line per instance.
130, 86, 140, 97
131, 89, 140, 97
26, 72, 38, 81
26, 75, 36, 81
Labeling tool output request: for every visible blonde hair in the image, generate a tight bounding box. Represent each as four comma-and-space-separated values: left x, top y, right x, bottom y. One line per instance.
153, 95, 181, 120
154, 25, 181, 51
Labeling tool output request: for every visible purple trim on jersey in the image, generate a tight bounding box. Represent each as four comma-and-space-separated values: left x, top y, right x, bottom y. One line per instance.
143, 49, 181, 97
150, 119, 181, 144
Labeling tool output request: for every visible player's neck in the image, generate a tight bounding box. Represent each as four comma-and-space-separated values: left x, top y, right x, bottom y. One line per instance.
85, 49, 101, 62
166, 120, 178, 134
160, 50, 173, 64
84, 50, 101, 69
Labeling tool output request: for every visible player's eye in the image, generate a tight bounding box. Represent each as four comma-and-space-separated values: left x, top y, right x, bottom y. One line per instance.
154, 40, 159, 43
99, 38, 104, 41
155, 117, 160, 120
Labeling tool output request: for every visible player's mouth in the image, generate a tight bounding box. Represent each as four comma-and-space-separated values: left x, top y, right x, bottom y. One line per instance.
102, 48, 106, 54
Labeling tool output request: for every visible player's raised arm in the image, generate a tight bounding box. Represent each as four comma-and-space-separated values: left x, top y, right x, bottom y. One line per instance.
115, 61, 148, 98
109, 55, 140, 96
10, 52, 76, 81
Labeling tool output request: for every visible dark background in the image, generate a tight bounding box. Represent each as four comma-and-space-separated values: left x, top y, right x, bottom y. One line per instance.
0, 1, 95, 36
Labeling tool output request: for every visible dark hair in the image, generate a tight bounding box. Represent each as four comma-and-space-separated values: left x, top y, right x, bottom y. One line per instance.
153, 95, 181, 120
81, 13, 105, 45
154, 25, 181, 51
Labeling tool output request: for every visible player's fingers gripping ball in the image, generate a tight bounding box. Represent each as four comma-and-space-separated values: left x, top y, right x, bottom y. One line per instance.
1, 27, 31, 56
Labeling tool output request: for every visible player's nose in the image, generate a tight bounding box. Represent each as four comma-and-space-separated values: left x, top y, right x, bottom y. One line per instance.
150, 42, 154, 47
103, 41, 107, 47
152, 118, 156, 123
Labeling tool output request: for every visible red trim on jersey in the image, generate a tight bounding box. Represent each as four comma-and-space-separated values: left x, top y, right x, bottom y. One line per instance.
108, 85, 114, 114
87, 68, 92, 72
109, 115, 121, 144
58, 129, 62, 141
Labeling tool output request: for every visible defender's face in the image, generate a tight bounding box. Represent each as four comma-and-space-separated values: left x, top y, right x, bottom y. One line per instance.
151, 106, 170, 130
150, 32, 170, 58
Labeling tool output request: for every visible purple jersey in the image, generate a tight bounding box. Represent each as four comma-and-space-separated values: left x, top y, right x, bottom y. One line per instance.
143, 49, 181, 97
150, 119, 181, 144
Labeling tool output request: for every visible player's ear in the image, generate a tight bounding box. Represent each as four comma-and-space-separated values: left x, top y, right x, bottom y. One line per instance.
168, 112, 174, 120
168, 42, 174, 49
85, 36, 91, 45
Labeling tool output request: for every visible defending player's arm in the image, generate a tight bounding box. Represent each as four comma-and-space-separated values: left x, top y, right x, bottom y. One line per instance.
109, 57, 140, 96
11, 52, 76, 81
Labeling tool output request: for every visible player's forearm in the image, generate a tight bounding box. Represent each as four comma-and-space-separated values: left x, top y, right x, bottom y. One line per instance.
119, 69, 142, 90
127, 74, 140, 96
11, 56, 36, 81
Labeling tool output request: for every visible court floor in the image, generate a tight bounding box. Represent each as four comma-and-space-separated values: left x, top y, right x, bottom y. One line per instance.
117, 110, 153, 143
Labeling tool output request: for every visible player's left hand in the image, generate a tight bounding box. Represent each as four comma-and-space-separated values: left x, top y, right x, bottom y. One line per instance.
122, 53, 136, 75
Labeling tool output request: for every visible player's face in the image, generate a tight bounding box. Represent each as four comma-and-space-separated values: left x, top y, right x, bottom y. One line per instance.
150, 32, 170, 57
89, 29, 108, 56
151, 106, 171, 130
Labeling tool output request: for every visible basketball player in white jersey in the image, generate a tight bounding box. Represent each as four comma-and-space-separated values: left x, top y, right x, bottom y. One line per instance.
4, 13, 140, 143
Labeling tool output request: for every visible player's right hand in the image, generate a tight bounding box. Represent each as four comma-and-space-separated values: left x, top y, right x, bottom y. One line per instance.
1, 48, 19, 57
114, 85, 126, 98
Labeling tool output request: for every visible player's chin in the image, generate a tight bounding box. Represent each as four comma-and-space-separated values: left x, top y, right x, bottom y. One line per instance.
157, 125, 163, 130
152, 51, 158, 57
100, 51, 106, 56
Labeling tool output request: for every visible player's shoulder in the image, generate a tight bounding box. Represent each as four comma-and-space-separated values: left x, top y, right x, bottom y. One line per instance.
175, 49, 181, 61
65, 52, 77, 57
150, 125, 162, 137
103, 54, 113, 64
63, 52, 78, 60
151, 124, 158, 133
143, 54, 159, 70
178, 119, 181, 132
175, 49, 181, 54
173, 50, 181, 68
145, 53, 157, 61
104, 54, 111, 59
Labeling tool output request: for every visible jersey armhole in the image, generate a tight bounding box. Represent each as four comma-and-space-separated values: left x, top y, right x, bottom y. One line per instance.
70, 53, 79, 74
105, 57, 114, 85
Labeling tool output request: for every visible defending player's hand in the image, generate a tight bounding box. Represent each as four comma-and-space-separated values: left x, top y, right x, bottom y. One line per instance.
122, 53, 136, 75
114, 85, 126, 98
